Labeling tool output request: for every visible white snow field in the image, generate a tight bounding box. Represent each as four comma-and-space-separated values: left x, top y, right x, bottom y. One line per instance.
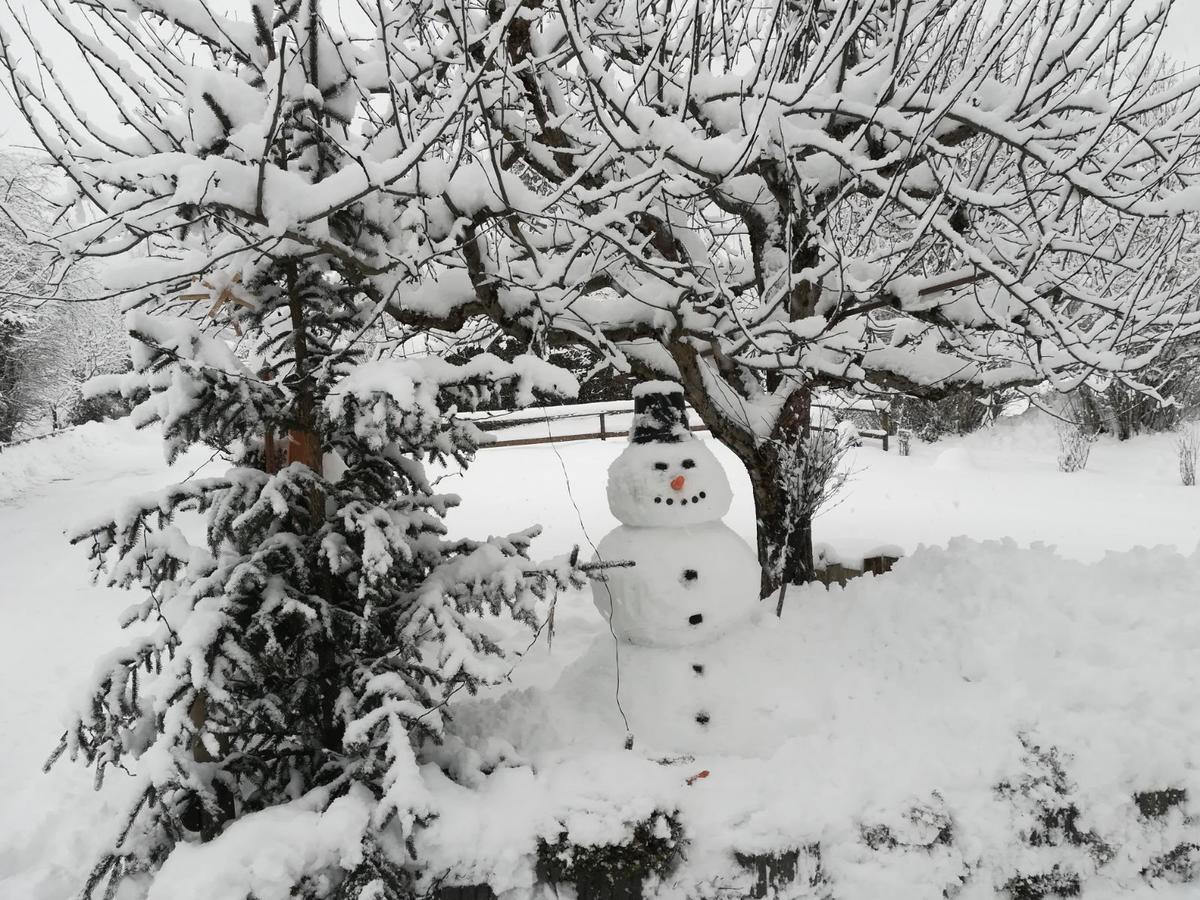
3, 414, 1200, 898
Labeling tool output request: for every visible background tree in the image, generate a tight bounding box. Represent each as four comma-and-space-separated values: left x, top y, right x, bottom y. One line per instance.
1, 1, 583, 896
238, 0, 1196, 594
0, 152, 121, 438
469, 0, 1200, 593
9, 0, 1200, 596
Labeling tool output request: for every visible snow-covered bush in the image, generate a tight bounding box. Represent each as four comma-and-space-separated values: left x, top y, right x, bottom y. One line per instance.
890, 392, 1006, 443
765, 423, 853, 593
835, 420, 861, 449
1097, 353, 1200, 440
1179, 424, 1200, 487
536, 811, 683, 894
1056, 421, 1096, 474
65, 377, 133, 427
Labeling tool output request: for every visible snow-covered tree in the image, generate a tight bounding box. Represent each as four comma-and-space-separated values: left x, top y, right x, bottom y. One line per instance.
455, 0, 1200, 592
1, 154, 75, 437
131, 0, 1192, 594
7, 0, 1199, 589
2, 1, 583, 897
0, 152, 125, 438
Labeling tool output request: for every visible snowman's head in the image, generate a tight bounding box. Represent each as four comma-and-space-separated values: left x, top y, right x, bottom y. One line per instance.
607, 436, 733, 527
607, 382, 735, 526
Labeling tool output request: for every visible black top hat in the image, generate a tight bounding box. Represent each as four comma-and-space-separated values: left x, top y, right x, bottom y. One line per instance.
631, 382, 689, 443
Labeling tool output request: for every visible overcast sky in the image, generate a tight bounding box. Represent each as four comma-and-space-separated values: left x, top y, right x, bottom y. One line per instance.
1159, 3, 1200, 63
0, 1, 1197, 149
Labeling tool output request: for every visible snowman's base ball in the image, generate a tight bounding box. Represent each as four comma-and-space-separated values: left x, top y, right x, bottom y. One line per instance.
592, 522, 762, 648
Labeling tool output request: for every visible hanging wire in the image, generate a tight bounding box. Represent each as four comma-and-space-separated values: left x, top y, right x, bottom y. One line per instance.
540, 403, 634, 749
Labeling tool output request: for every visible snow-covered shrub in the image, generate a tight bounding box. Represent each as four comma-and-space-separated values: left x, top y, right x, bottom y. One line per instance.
1101, 354, 1200, 439
65, 384, 132, 427
995, 737, 1115, 897
1178, 424, 1199, 486
890, 392, 1006, 443
1142, 840, 1200, 883
1056, 421, 1095, 473
735, 846, 828, 899
536, 811, 683, 894
765, 423, 853, 591
835, 420, 861, 448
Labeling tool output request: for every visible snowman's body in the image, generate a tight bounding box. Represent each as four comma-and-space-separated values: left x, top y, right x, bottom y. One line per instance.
593, 386, 761, 649
595, 522, 760, 647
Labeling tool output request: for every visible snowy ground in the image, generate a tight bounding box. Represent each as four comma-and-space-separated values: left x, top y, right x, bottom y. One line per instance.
455, 412, 1200, 689
2, 414, 1200, 896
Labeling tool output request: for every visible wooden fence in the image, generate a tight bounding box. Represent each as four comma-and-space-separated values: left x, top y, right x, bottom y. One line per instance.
473, 402, 893, 451
0, 403, 894, 456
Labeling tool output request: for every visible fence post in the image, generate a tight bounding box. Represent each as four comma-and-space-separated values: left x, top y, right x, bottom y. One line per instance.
599, 412, 607, 441
880, 410, 891, 452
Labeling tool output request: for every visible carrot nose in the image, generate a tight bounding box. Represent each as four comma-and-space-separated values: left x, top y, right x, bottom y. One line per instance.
670, 475, 686, 491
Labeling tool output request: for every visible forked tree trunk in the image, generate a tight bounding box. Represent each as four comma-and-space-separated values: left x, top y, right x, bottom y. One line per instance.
677, 362, 816, 599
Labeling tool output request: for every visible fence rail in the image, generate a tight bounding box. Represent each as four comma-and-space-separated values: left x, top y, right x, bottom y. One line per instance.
0, 402, 892, 455
474, 401, 892, 451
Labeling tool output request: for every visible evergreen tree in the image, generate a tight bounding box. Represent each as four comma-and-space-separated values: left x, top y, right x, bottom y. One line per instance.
3, 0, 581, 895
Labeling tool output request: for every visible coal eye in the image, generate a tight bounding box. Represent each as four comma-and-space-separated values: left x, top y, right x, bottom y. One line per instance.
682, 459, 695, 469
654, 462, 669, 471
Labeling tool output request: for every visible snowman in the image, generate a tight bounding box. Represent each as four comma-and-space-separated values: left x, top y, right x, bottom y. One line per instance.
594, 382, 762, 653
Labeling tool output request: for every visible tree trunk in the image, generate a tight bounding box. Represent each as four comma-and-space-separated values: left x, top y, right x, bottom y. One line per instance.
675, 355, 816, 599
752, 386, 815, 597
284, 263, 324, 511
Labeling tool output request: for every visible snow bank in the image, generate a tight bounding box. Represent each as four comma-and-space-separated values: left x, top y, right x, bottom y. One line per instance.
0, 420, 162, 504
932, 446, 975, 471
148, 787, 374, 900
428, 539, 1200, 897
9, 418, 1200, 899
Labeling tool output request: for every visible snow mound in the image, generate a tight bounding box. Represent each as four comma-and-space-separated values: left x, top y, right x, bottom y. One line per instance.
632, 381, 684, 398
814, 541, 904, 570
148, 787, 373, 900
932, 446, 975, 471
0, 420, 159, 503
430, 540, 1200, 896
